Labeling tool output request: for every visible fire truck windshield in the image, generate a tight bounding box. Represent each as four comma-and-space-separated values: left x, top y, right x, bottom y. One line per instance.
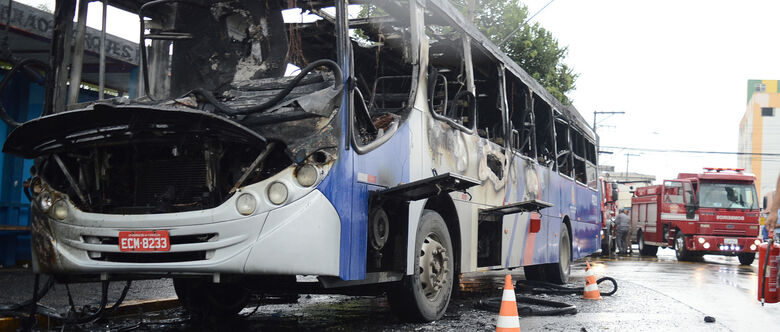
698, 182, 758, 209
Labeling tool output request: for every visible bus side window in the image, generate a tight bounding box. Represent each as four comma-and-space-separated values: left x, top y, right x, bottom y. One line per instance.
585, 139, 598, 189
350, 1, 415, 146
533, 95, 555, 168
507, 73, 534, 158
472, 46, 503, 145
571, 128, 587, 183
426, 23, 474, 128
554, 116, 572, 177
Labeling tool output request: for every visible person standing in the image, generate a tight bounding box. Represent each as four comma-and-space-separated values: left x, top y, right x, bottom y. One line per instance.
615, 208, 631, 254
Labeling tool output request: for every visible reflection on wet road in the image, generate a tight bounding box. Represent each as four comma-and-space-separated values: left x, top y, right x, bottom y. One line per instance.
95, 247, 779, 331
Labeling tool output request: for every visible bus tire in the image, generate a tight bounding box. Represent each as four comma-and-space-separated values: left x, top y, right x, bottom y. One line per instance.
387, 209, 454, 322
737, 253, 755, 265
638, 231, 658, 256
674, 231, 692, 262
173, 277, 250, 317
546, 223, 571, 284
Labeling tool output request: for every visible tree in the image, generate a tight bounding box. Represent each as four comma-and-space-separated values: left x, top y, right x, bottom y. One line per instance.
452, 0, 578, 104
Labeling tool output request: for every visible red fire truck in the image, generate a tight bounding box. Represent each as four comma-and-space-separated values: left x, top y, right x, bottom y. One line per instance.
600, 178, 619, 253
631, 168, 762, 264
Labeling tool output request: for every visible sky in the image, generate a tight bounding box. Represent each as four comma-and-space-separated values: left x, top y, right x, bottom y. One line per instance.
16, 0, 780, 184
520, 0, 780, 183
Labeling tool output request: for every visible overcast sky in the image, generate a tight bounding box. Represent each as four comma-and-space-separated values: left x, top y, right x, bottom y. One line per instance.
521, 0, 780, 183
18, 0, 780, 183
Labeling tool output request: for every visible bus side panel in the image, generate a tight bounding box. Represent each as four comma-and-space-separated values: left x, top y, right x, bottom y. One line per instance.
354, 122, 412, 189
502, 157, 535, 268
545, 171, 571, 264
572, 185, 600, 259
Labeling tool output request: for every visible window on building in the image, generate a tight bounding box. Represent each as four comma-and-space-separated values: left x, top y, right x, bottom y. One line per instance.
755, 83, 766, 92
762, 107, 775, 117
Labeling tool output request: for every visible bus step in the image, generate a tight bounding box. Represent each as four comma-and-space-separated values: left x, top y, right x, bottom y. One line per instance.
374, 172, 479, 202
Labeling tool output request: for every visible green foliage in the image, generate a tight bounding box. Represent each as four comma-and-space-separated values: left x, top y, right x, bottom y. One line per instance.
450, 0, 578, 104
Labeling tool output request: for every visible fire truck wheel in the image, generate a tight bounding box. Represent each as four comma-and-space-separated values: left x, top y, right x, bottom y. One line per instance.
638, 231, 658, 256
737, 253, 755, 265
387, 209, 454, 322
173, 277, 250, 317
674, 231, 692, 261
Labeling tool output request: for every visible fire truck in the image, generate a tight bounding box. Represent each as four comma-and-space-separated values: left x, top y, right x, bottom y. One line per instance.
631, 168, 762, 264
600, 179, 619, 253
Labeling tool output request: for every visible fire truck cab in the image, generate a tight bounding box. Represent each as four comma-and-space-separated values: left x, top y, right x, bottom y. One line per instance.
600, 178, 619, 253
631, 168, 762, 264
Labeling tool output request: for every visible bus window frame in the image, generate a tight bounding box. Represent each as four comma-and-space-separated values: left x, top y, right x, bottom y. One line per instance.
349, 0, 421, 154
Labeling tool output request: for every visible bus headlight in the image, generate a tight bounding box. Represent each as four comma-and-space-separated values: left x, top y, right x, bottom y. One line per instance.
236, 193, 257, 215
267, 182, 288, 205
51, 200, 68, 220
295, 164, 318, 187
38, 192, 53, 212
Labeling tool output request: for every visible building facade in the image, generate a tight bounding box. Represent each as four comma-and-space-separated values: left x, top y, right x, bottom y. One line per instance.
738, 80, 780, 199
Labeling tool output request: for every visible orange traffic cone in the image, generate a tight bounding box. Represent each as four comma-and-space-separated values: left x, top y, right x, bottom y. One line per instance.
583, 261, 602, 300
496, 274, 521, 332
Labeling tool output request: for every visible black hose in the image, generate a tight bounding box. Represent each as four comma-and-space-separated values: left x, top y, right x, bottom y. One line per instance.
476, 295, 578, 316
188, 59, 343, 116
516, 276, 618, 296
0, 58, 49, 128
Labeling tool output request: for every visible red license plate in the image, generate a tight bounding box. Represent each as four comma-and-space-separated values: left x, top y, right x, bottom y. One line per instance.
118, 230, 171, 252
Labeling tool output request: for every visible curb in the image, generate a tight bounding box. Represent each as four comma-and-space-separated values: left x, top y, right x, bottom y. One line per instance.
0, 298, 180, 331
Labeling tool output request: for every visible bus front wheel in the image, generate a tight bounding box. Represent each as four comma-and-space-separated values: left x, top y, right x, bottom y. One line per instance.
387, 209, 454, 322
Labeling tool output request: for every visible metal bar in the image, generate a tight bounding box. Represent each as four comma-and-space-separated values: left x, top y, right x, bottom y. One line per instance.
67, 0, 90, 106
53, 154, 88, 206
99, 0, 107, 99
228, 142, 276, 194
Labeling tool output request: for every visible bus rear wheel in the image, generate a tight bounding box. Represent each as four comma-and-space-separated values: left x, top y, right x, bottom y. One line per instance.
524, 223, 571, 284
387, 209, 454, 322
173, 277, 250, 317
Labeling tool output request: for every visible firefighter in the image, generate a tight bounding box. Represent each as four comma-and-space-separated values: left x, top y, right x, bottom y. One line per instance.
616, 208, 631, 254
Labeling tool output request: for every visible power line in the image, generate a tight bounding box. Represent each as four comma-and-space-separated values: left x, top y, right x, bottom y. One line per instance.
600, 146, 780, 157
498, 0, 556, 47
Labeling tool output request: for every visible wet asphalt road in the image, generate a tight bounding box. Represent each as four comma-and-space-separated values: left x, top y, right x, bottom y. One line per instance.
6, 246, 780, 331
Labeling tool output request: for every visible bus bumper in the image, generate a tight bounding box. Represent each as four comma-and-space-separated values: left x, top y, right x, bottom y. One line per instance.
30, 189, 340, 277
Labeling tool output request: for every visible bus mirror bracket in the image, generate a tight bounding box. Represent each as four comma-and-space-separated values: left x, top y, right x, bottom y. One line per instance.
373, 172, 479, 202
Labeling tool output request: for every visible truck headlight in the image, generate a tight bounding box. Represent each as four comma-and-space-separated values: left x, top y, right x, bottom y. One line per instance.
51, 200, 68, 220
236, 193, 257, 215
698, 237, 705, 244
703, 242, 710, 249
267, 182, 288, 205
754, 239, 761, 246
295, 164, 319, 187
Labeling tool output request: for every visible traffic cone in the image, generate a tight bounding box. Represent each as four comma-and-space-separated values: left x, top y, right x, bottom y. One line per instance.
583, 261, 602, 300
496, 274, 521, 332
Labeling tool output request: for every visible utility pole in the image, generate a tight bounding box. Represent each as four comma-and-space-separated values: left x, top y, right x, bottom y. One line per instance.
592, 111, 625, 135
625, 153, 640, 180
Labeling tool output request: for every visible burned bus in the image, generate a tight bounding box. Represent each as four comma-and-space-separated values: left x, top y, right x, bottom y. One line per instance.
1, 0, 601, 321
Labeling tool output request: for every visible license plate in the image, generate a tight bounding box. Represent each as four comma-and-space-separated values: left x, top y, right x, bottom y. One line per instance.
118, 230, 170, 252
723, 238, 738, 245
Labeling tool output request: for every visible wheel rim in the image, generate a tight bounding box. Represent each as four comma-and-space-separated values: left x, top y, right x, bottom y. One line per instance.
560, 233, 570, 274
675, 234, 684, 255
419, 232, 450, 300
638, 233, 644, 251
